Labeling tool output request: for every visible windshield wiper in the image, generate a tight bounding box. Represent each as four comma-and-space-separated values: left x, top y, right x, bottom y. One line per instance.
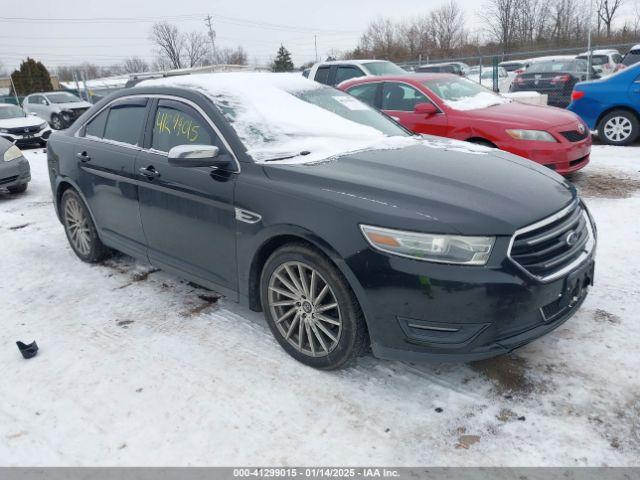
263, 151, 311, 162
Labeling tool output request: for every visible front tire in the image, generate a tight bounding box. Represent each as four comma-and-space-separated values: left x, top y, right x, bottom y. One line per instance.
598, 110, 639, 146
60, 189, 111, 263
50, 114, 64, 130
260, 243, 368, 369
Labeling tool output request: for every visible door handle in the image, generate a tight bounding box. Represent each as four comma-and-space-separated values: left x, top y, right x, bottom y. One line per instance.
139, 166, 161, 179
76, 151, 91, 162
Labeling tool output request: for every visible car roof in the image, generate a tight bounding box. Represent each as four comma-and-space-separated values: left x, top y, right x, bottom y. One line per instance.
340, 73, 458, 87
630, 44, 640, 51
314, 59, 390, 67
418, 62, 466, 67
577, 49, 619, 56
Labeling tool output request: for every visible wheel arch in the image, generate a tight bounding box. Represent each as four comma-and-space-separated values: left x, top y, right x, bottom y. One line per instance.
54, 179, 101, 239
596, 105, 640, 129
245, 229, 364, 317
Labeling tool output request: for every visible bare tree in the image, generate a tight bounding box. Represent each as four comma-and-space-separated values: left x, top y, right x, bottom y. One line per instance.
598, 0, 626, 36
480, 0, 521, 51
150, 22, 185, 69
122, 57, 149, 74
429, 1, 467, 56
185, 32, 209, 67
216, 46, 248, 65
514, 0, 550, 45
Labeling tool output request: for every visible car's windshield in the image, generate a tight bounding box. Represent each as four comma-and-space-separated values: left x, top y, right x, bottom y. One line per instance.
0, 105, 26, 119
423, 76, 508, 110
527, 60, 581, 73
363, 61, 406, 75
46, 92, 82, 104
577, 55, 608, 66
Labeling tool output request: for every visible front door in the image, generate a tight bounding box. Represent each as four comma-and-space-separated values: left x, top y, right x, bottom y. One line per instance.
135, 98, 238, 296
74, 98, 149, 258
381, 82, 448, 137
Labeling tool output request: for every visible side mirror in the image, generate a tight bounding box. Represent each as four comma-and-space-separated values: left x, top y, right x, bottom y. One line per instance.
167, 145, 229, 168
414, 102, 438, 116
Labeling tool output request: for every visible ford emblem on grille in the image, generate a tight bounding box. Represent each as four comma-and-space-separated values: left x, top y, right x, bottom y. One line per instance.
24, 128, 29, 133
565, 231, 578, 246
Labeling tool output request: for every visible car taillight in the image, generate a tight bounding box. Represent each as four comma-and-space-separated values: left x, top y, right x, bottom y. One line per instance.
571, 90, 585, 101
551, 74, 571, 84
513, 76, 524, 84
515, 68, 525, 74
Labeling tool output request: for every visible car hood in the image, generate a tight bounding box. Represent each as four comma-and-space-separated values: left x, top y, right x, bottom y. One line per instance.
0, 116, 45, 129
458, 101, 582, 129
263, 141, 575, 236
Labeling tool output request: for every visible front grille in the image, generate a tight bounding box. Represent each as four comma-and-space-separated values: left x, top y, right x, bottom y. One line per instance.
4, 124, 42, 135
0, 175, 18, 185
561, 129, 589, 142
509, 201, 593, 280
70, 108, 88, 118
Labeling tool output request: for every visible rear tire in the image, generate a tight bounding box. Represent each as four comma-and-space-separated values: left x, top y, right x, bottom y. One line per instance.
8, 184, 27, 194
260, 243, 369, 369
60, 189, 111, 263
598, 110, 639, 146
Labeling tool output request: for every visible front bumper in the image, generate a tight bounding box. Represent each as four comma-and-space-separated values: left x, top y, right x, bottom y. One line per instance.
497, 130, 591, 175
348, 238, 595, 363
1, 127, 52, 147
0, 156, 31, 189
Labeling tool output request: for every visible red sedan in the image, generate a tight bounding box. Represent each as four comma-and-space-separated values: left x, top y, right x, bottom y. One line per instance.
339, 74, 591, 175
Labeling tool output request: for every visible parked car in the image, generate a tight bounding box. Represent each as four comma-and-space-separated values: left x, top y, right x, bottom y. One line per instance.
0, 137, 30, 194
307, 60, 406, 86
340, 74, 591, 174
510, 58, 599, 107
415, 61, 470, 76
0, 103, 52, 147
619, 44, 640, 70
568, 63, 640, 146
23, 91, 92, 130
47, 73, 596, 369
466, 66, 512, 93
575, 49, 622, 77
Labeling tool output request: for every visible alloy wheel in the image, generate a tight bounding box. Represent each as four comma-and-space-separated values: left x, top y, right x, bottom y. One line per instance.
267, 261, 342, 357
603, 116, 633, 142
51, 115, 63, 130
64, 196, 91, 256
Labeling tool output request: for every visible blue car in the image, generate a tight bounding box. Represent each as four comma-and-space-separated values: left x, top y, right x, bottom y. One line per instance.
568, 63, 640, 145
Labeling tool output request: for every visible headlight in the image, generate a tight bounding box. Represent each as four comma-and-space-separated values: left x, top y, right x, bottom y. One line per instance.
360, 225, 495, 265
0, 128, 8, 133
3, 145, 23, 162
505, 129, 557, 142
39, 122, 48, 130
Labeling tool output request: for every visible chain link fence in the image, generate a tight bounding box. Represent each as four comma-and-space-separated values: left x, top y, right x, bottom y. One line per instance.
398, 41, 638, 108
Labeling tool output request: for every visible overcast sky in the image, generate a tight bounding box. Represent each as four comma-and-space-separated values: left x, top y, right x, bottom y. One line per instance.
1, 0, 638, 72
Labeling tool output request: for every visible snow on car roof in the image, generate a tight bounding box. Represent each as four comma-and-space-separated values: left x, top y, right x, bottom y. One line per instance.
136, 72, 414, 164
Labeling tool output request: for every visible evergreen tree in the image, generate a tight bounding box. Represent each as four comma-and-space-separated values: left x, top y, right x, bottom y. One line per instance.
272, 45, 294, 72
10, 58, 53, 96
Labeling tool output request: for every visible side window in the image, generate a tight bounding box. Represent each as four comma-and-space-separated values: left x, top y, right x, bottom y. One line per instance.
103, 102, 147, 146
346, 83, 378, 107
29, 95, 44, 104
85, 109, 108, 138
335, 66, 365, 84
382, 83, 429, 112
151, 100, 216, 153
314, 66, 331, 85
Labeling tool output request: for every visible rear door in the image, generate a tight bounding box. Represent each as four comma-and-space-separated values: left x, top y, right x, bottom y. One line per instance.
74, 97, 149, 258
629, 72, 640, 108
381, 81, 448, 136
135, 98, 238, 296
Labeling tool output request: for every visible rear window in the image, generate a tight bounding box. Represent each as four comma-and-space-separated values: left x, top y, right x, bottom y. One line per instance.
527, 60, 581, 73
577, 55, 608, 66
103, 104, 147, 146
335, 66, 364, 84
501, 63, 524, 72
362, 61, 406, 75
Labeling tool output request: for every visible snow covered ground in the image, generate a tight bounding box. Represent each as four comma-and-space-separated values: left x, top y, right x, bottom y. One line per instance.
1, 145, 639, 466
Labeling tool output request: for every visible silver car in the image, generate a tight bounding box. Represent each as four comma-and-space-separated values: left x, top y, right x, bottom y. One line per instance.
0, 137, 30, 194
23, 92, 92, 130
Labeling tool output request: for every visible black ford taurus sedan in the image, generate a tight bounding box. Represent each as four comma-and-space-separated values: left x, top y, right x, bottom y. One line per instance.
46, 73, 596, 369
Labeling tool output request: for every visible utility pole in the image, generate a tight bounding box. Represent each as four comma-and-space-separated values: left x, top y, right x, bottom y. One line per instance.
586, 0, 594, 80
205, 15, 217, 64
314, 35, 318, 63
